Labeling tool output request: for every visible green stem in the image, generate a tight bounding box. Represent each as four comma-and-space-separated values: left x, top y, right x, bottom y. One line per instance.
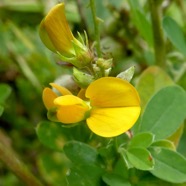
89, 0, 102, 57
0, 130, 44, 186
149, 0, 166, 68
177, 0, 186, 23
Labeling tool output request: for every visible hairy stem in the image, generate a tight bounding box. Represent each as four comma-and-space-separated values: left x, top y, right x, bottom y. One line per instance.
149, 0, 166, 68
89, 0, 102, 57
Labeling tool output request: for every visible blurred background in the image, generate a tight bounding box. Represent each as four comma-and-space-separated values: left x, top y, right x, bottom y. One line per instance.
0, 0, 186, 185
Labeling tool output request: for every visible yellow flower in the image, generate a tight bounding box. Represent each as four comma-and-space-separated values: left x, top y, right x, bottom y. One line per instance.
39, 3, 93, 68
43, 77, 141, 137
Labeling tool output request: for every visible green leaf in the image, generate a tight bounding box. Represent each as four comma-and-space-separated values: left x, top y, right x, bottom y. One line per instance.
38, 152, 70, 186
126, 148, 154, 170
36, 121, 72, 151
129, 0, 153, 47
102, 173, 131, 186
98, 141, 117, 160
119, 148, 133, 169
128, 132, 154, 149
136, 66, 173, 110
66, 164, 104, 186
113, 158, 129, 179
63, 141, 98, 165
0, 84, 12, 104
0, 106, 4, 117
137, 174, 186, 186
163, 16, 186, 56
139, 85, 186, 140
151, 140, 175, 150
150, 147, 186, 183
64, 141, 104, 186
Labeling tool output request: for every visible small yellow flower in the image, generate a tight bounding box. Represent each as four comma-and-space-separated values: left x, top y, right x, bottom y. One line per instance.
43, 77, 141, 137
39, 3, 93, 68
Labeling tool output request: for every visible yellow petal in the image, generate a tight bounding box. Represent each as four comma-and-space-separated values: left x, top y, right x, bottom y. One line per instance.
54, 95, 90, 123
54, 95, 84, 106
39, 19, 56, 52
43, 3, 75, 56
86, 107, 141, 137
56, 105, 88, 124
50, 83, 72, 95
77, 88, 87, 100
86, 77, 140, 107
42, 88, 57, 109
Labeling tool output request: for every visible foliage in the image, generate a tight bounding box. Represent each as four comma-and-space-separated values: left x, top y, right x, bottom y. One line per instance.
0, 0, 186, 185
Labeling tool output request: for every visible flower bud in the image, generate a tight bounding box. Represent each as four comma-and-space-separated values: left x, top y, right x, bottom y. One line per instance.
73, 68, 94, 88
39, 3, 93, 68
96, 58, 113, 69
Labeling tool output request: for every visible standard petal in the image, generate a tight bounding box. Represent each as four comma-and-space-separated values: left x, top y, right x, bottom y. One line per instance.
42, 88, 57, 109
54, 95, 90, 123
86, 107, 141, 137
43, 3, 75, 56
86, 77, 140, 107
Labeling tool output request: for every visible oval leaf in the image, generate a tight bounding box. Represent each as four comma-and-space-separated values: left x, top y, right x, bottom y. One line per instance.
151, 139, 175, 150
66, 164, 104, 186
64, 141, 104, 186
150, 147, 186, 183
126, 148, 154, 170
128, 132, 154, 149
63, 141, 98, 165
139, 85, 186, 140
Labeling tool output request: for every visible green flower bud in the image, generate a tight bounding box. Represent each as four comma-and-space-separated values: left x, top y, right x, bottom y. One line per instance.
73, 68, 94, 88
96, 58, 113, 69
